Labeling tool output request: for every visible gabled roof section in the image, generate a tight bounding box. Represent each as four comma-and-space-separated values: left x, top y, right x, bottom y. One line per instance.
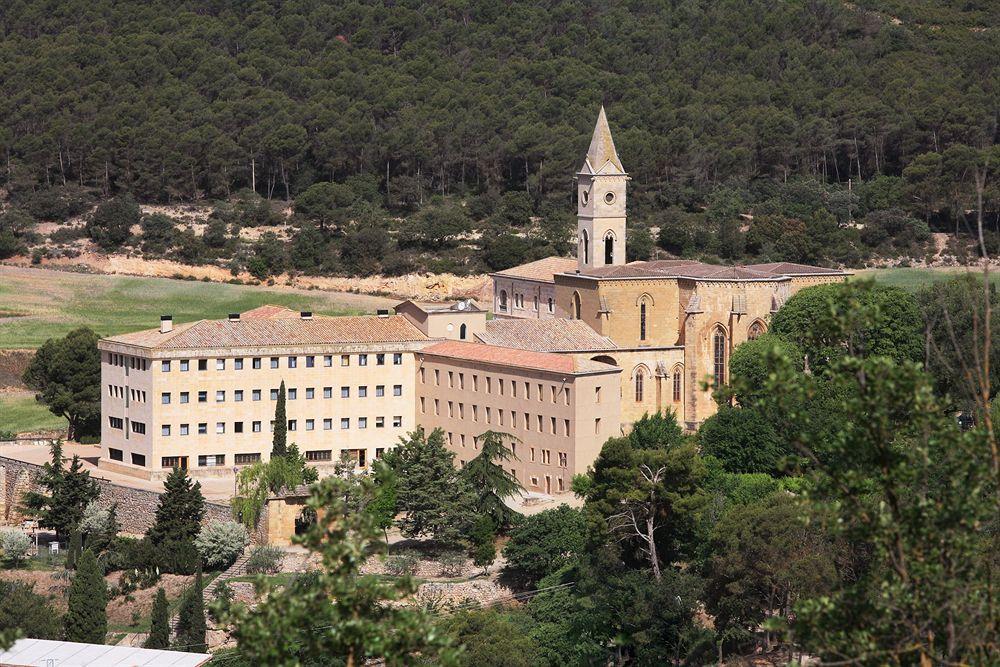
558, 258, 847, 282
746, 262, 849, 277
420, 340, 620, 375
492, 256, 578, 283
580, 106, 625, 175
476, 319, 617, 352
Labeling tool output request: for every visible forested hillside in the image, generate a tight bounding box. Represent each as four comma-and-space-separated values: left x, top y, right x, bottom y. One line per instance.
0, 0, 997, 276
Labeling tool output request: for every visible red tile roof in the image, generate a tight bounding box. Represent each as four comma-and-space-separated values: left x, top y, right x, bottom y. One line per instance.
559, 259, 847, 281
476, 319, 617, 352
420, 340, 619, 375
492, 256, 578, 283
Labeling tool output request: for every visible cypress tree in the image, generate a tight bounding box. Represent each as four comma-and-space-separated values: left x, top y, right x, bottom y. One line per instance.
271, 380, 287, 458
66, 528, 81, 569
174, 569, 206, 652
64, 549, 107, 644
147, 467, 205, 574
144, 588, 170, 649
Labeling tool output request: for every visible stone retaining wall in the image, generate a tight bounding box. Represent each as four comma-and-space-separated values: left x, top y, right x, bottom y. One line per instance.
0, 454, 231, 535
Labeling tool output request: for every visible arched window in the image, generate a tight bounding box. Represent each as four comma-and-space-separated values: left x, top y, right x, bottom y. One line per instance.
748, 321, 765, 340
639, 301, 647, 341
459, 323, 467, 340
634, 370, 644, 402
572, 292, 582, 320
604, 232, 614, 265
672, 369, 682, 402
498, 290, 508, 312
713, 327, 727, 387
581, 230, 590, 265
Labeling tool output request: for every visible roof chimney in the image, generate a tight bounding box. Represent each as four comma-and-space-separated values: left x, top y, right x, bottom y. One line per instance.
160, 315, 173, 334
376, 309, 390, 318
300, 311, 313, 320
228, 313, 240, 321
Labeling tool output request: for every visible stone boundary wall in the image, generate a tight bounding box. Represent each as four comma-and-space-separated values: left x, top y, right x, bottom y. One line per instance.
0, 454, 231, 536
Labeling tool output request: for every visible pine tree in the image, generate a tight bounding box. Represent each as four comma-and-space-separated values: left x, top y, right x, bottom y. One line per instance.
64, 549, 107, 644
144, 588, 170, 649
271, 380, 287, 459
20, 441, 100, 540
469, 514, 497, 576
175, 569, 206, 652
66, 528, 81, 569
147, 467, 205, 574
462, 431, 524, 530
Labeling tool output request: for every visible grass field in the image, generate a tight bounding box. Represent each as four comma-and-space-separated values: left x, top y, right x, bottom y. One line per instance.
0, 266, 398, 349
0, 392, 69, 435
853, 266, 998, 290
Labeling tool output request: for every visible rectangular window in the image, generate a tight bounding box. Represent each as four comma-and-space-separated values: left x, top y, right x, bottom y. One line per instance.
235, 453, 260, 465
235, 358, 244, 370
288, 356, 297, 368
595, 386, 601, 403
252, 389, 261, 401
393, 384, 402, 396
323, 387, 332, 398
473, 405, 479, 421
487, 377, 493, 393
198, 454, 225, 467
448, 371, 454, 388
358, 417, 367, 429
180, 424, 189, 436
324, 355, 333, 367
216, 359, 225, 370
216, 422, 225, 434
323, 418, 332, 430
420, 397, 426, 413
288, 419, 297, 431
161, 392, 171, 404
305, 387, 315, 400
109, 448, 123, 461
434, 369, 440, 385
198, 359, 208, 371
234, 421, 243, 433
288, 388, 297, 400
420, 368, 426, 384
524, 382, 530, 399
131, 453, 146, 467
234, 390, 244, 402
565, 419, 571, 436
499, 379, 505, 396
376, 353, 385, 365
375, 385, 385, 397
252, 357, 262, 369
393, 353, 402, 365
359, 386, 368, 398
180, 359, 189, 372
252, 421, 261, 433
161, 360, 171, 372
341, 418, 350, 429
376, 416, 385, 428
559, 452, 568, 467
305, 419, 315, 431
306, 450, 332, 462
270, 388, 279, 400
459, 373, 465, 390
198, 391, 207, 403
161, 425, 171, 436
486, 407, 492, 423
341, 355, 350, 367
473, 375, 479, 391
161, 456, 182, 468
595, 418, 601, 434
434, 399, 440, 415
216, 390, 225, 402
393, 415, 402, 428
341, 387, 350, 398
359, 354, 368, 366
270, 357, 279, 369
132, 421, 146, 435
306, 355, 315, 368
551, 416, 557, 434
198, 423, 207, 435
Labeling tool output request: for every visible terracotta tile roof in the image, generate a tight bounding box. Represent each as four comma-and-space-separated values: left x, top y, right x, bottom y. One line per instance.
476, 319, 617, 352
240, 305, 301, 319
103, 315, 427, 350
746, 262, 848, 276
492, 256, 578, 283
420, 340, 620, 375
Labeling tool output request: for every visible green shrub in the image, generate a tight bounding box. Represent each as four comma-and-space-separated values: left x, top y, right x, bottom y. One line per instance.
195, 521, 250, 570
0, 529, 33, 566
245, 545, 283, 575
384, 552, 418, 577
438, 551, 466, 577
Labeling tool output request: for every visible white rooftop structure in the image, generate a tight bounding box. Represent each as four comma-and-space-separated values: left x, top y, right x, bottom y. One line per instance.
0, 638, 211, 667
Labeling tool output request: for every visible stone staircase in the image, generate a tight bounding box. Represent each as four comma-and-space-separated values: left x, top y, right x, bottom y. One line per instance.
168, 546, 252, 634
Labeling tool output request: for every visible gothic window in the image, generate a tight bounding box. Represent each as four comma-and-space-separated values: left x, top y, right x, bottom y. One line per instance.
498, 290, 508, 312
572, 292, 582, 320
639, 301, 647, 341
748, 321, 765, 340
634, 370, 644, 402
459, 323, 467, 340
713, 327, 727, 387
604, 232, 614, 265
673, 369, 682, 402
581, 230, 590, 265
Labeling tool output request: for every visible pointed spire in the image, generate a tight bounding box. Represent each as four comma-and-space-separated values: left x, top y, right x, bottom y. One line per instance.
582, 106, 625, 174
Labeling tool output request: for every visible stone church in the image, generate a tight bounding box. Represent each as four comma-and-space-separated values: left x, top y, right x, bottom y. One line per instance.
490, 107, 848, 429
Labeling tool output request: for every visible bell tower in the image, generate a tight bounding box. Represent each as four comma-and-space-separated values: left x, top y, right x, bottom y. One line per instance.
577, 106, 628, 271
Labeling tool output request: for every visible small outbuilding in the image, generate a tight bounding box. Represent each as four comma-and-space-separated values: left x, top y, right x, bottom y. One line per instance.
0, 638, 211, 666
